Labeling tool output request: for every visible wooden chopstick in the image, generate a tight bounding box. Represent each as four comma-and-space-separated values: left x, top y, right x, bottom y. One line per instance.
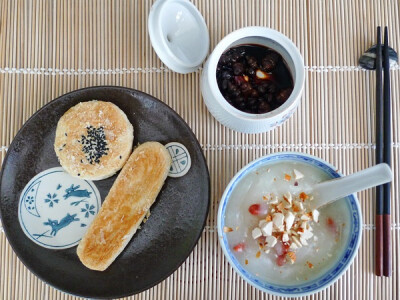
382, 26, 392, 277
375, 26, 384, 277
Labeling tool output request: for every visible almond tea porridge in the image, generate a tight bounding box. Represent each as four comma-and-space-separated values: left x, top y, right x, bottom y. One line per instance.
223, 161, 351, 284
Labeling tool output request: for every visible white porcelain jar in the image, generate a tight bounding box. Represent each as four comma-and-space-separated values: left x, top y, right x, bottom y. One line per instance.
201, 27, 305, 134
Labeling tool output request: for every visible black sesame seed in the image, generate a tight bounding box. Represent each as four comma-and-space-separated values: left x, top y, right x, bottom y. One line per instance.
80, 159, 83, 163
119, 155, 122, 159
78, 126, 109, 164
65, 133, 68, 136
77, 173, 80, 176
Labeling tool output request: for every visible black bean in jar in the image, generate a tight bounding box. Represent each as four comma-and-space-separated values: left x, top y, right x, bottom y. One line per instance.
216, 44, 293, 114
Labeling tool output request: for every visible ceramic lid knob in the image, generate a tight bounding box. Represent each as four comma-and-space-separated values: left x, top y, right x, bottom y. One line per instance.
148, 0, 210, 74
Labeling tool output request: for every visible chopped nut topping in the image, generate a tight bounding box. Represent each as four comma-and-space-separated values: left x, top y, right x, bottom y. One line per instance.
266, 236, 277, 247
223, 226, 233, 233
300, 236, 308, 246
299, 192, 308, 201
273, 213, 285, 229
293, 169, 304, 179
261, 221, 273, 236
285, 212, 295, 231
249, 187, 320, 266
265, 214, 272, 222
290, 229, 299, 236
256, 251, 261, 258
312, 209, 320, 222
292, 236, 302, 248
284, 174, 292, 181
286, 251, 296, 264
306, 261, 314, 269
300, 229, 313, 240
282, 233, 289, 242
300, 214, 310, 221
252, 227, 262, 239
269, 195, 279, 204
283, 192, 292, 204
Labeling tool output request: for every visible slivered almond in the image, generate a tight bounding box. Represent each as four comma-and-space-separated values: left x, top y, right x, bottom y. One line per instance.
292, 236, 302, 247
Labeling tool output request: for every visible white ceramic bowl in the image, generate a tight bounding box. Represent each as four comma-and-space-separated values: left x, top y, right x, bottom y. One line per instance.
201, 27, 305, 133
217, 153, 362, 297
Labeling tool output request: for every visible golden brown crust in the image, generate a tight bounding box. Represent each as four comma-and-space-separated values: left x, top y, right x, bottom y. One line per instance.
54, 100, 134, 180
77, 142, 172, 271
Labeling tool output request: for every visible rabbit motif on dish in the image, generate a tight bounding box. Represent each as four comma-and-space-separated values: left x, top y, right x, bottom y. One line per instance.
18, 167, 101, 249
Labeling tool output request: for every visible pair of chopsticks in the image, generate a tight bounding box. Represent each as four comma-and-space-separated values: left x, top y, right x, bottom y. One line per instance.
375, 26, 391, 277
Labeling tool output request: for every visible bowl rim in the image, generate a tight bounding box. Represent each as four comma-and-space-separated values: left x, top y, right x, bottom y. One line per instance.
205, 26, 305, 121
217, 152, 363, 297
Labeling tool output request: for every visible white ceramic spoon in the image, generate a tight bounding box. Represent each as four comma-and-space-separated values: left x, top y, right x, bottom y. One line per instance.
309, 163, 392, 209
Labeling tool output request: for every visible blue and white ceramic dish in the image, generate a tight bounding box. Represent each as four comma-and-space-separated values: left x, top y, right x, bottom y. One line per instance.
19, 167, 101, 249
217, 152, 362, 297
165, 142, 192, 178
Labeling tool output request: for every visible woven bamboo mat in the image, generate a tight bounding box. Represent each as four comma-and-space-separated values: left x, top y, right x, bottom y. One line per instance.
0, 0, 399, 299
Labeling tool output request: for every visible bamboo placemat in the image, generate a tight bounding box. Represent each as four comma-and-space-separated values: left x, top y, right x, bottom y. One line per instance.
0, 0, 399, 299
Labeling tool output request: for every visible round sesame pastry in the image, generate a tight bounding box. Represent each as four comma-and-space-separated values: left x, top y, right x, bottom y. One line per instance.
54, 100, 134, 180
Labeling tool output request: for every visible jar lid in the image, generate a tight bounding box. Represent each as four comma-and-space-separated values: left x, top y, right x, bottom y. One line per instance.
148, 0, 209, 74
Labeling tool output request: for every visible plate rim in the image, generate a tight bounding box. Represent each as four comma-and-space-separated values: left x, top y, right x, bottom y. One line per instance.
0, 85, 211, 298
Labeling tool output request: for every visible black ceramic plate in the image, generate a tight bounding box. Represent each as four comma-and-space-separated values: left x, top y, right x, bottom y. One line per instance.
0, 86, 210, 298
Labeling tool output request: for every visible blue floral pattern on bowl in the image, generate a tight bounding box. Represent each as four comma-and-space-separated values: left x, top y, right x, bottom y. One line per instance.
18, 167, 101, 249
217, 152, 362, 297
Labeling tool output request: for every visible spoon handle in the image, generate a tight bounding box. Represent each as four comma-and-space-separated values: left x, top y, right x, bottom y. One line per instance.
311, 163, 392, 209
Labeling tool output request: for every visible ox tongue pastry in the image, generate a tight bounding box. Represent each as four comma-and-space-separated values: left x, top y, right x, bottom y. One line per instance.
77, 142, 172, 271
